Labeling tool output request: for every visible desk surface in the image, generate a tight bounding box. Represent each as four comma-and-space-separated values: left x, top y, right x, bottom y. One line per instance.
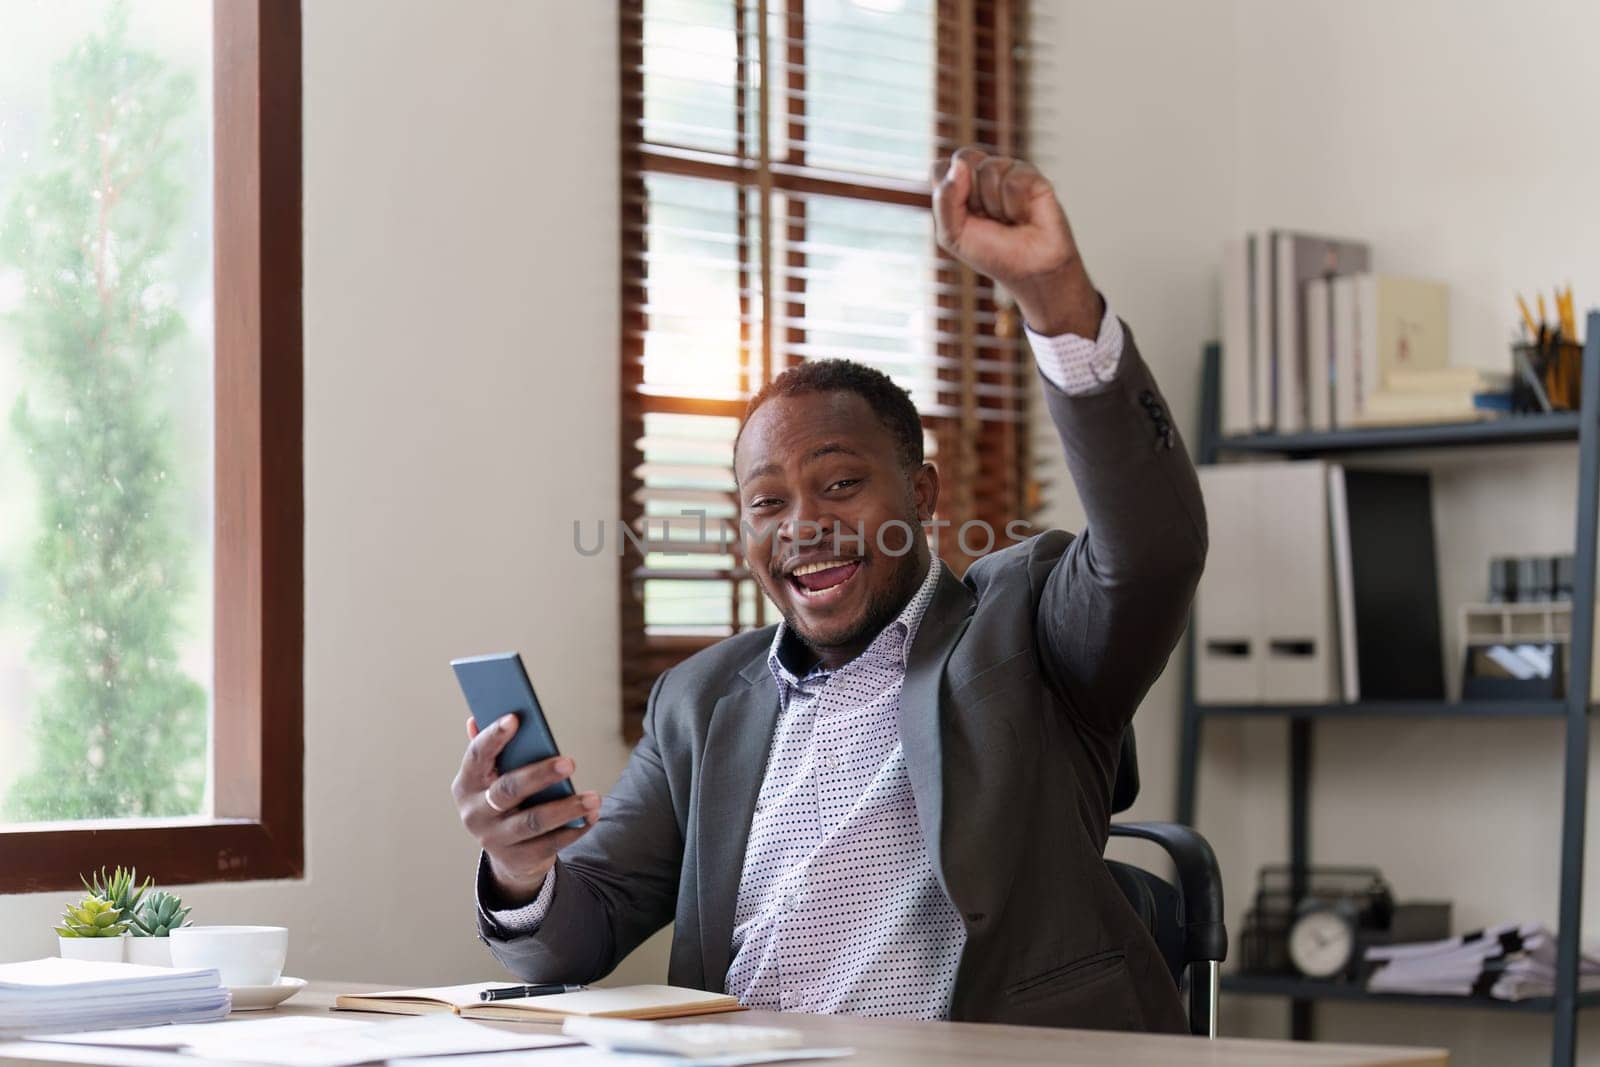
0, 980, 1447, 1067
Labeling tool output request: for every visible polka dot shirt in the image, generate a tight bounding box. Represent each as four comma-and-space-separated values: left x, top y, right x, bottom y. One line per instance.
724, 556, 964, 1019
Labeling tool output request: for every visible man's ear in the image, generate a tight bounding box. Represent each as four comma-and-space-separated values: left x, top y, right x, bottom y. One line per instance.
912, 461, 940, 522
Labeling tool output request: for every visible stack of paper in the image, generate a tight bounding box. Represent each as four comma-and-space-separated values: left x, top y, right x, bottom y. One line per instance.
0, 957, 230, 1038
1366, 922, 1600, 1000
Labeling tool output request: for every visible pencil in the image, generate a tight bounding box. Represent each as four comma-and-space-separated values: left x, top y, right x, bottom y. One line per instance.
1517, 293, 1538, 339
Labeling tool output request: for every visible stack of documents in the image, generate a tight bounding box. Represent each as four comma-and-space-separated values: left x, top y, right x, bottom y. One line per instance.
1366, 922, 1600, 1000
0, 957, 230, 1037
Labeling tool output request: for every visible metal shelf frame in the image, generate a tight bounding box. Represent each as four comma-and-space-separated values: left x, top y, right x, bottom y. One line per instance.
1177, 312, 1600, 1064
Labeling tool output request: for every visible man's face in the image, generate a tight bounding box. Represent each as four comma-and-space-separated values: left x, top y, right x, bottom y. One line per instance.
734, 391, 939, 662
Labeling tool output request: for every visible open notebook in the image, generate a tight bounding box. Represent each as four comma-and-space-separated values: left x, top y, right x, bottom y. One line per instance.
334, 983, 743, 1021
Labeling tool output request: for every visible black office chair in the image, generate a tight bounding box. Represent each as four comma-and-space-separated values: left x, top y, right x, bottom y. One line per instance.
1106, 727, 1227, 1037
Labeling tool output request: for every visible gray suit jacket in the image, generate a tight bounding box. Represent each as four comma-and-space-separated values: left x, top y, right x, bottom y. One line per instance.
478, 324, 1207, 1032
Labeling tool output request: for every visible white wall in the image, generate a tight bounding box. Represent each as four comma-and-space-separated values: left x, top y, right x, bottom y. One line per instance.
1033, 1, 1600, 1063
1025, 0, 1237, 861
0, 0, 672, 988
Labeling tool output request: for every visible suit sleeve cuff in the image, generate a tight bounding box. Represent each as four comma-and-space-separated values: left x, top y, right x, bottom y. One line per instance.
1024, 299, 1124, 396
476, 852, 556, 936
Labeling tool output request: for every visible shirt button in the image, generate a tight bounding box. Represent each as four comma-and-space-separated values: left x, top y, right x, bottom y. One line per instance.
780, 990, 796, 1008
782, 893, 797, 911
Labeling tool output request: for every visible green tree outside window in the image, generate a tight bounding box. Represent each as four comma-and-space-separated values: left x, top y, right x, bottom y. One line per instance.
0, 2, 208, 820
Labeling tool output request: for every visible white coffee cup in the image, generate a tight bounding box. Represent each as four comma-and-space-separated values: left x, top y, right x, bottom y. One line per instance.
169, 925, 288, 987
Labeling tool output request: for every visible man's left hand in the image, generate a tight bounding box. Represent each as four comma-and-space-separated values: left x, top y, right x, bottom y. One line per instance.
930, 146, 1102, 338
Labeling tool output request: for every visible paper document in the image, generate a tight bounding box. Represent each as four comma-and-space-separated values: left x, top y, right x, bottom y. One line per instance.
0, 959, 219, 993
29, 1014, 574, 1067
29, 1016, 369, 1051
1365, 922, 1600, 1000
226, 1015, 577, 1067
390, 1048, 855, 1067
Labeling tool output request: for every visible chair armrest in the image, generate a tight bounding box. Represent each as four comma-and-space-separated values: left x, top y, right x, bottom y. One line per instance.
1108, 821, 1228, 963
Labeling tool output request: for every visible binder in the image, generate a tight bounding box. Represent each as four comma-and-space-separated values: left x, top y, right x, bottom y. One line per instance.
1328, 467, 1446, 700
1195, 463, 1341, 704
1195, 466, 1261, 703
1255, 463, 1340, 702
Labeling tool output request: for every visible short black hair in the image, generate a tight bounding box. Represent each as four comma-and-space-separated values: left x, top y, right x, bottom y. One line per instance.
736, 359, 924, 471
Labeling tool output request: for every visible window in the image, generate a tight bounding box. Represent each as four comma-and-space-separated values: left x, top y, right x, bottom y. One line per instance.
0, 1, 301, 891
620, 0, 1032, 737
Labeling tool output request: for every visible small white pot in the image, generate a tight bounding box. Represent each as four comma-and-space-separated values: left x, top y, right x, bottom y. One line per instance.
58, 934, 126, 962
125, 936, 172, 967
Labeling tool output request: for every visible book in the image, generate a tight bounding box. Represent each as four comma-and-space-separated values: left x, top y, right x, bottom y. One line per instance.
1274, 233, 1370, 434
1306, 278, 1332, 431
1353, 274, 1450, 419
1221, 237, 1254, 436
1384, 366, 1511, 393
1349, 390, 1493, 426
1251, 231, 1273, 433
334, 983, 744, 1021
1331, 274, 1359, 427
1348, 365, 1512, 425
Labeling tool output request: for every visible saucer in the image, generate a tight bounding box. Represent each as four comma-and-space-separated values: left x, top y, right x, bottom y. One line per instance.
228, 976, 307, 1012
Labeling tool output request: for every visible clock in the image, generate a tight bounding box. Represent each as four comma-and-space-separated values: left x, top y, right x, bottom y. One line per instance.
1288, 899, 1359, 979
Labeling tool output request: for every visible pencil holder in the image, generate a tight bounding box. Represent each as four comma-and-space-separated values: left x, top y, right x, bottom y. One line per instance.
1511, 339, 1583, 412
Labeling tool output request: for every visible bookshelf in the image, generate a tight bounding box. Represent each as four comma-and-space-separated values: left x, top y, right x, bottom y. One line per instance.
1222, 974, 1600, 1015
1215, 411, 1583, 456
1177, 311, 1600, 1067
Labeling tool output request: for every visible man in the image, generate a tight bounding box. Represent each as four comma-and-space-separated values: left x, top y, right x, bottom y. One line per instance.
451, 147, 1206, 1031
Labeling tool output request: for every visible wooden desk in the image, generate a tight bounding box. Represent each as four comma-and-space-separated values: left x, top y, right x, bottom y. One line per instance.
0, 981, 1447, 1067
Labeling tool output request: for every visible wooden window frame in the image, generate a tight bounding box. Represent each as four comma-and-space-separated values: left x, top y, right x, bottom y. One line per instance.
0, 0, 304, 893
620, 0, 1029, 741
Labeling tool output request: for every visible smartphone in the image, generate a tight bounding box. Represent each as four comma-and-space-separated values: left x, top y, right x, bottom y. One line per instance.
451, 651, 583, 825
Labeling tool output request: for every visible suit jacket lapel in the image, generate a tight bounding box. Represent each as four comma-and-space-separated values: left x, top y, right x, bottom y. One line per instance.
694, 654, 779, 990
898, 564, 975, 898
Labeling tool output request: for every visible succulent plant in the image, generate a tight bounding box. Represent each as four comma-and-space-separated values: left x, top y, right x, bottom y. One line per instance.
82, 866, 151, 919
130, 891, 192, 937
54, 896, 128, 938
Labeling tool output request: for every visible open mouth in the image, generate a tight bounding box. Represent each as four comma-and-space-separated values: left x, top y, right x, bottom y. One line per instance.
786, 559, 863, 604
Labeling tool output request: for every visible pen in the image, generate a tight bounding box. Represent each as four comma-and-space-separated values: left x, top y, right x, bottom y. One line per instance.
480, 983, 585, 1001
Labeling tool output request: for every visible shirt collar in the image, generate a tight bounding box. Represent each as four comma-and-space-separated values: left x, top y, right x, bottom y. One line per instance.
766, 554, 943, 692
